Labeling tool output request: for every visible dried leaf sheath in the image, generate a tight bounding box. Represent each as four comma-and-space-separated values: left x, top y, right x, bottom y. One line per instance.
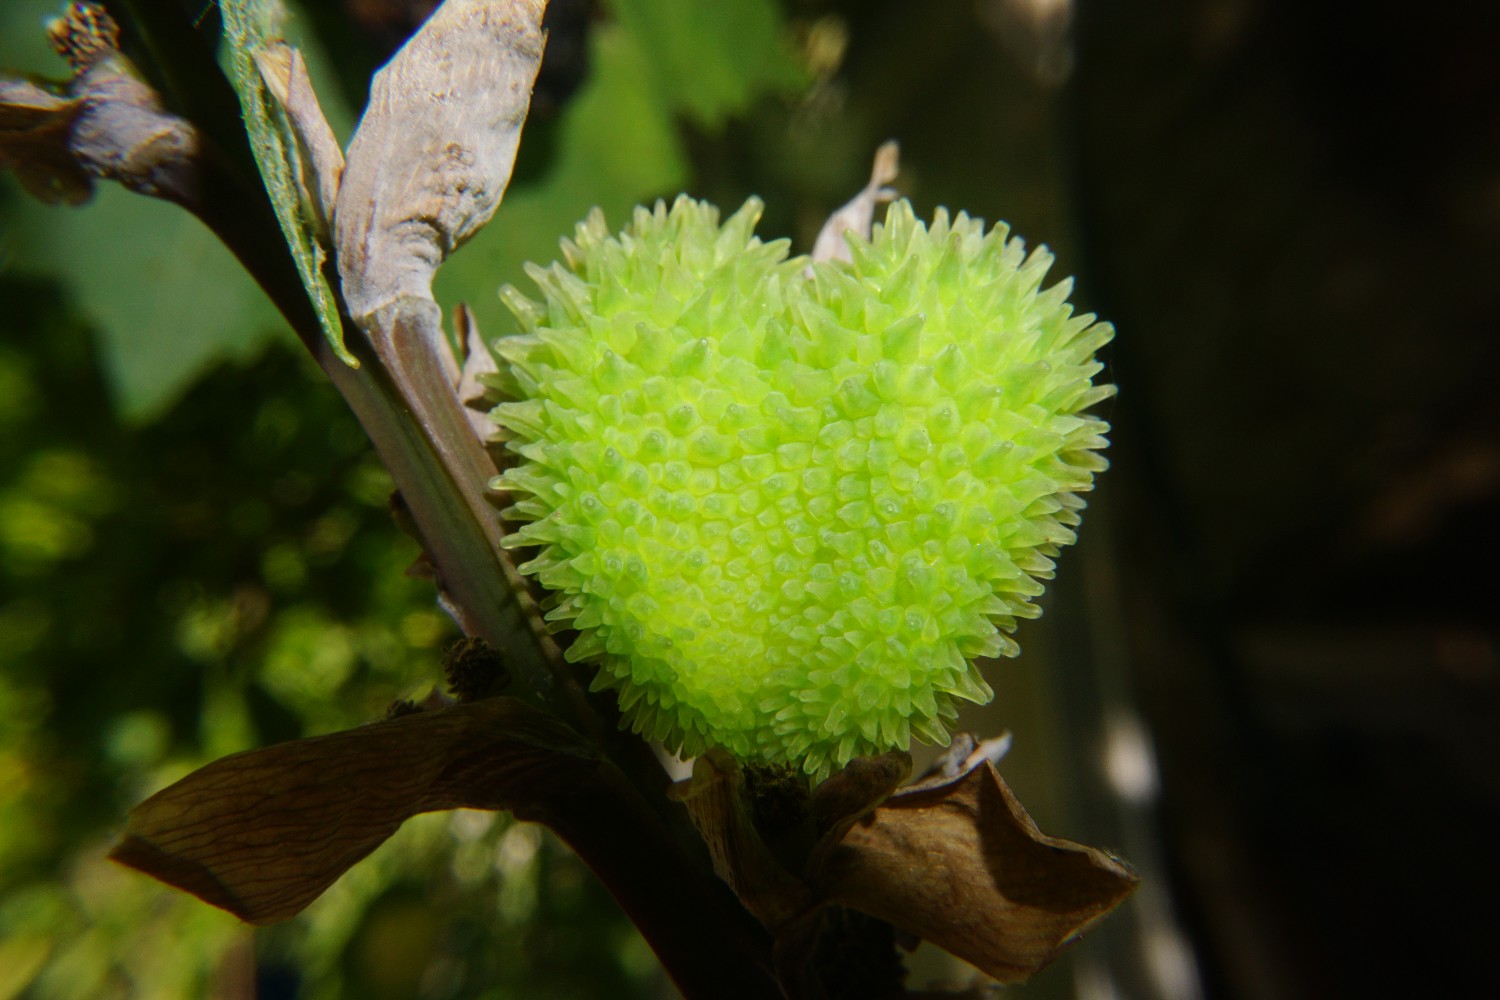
220, 0, 351, 363
335, 0, 547, 320
252, 43, 344, 233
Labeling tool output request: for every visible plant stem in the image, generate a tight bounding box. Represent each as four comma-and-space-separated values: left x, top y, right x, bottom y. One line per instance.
532, 762, 787, 999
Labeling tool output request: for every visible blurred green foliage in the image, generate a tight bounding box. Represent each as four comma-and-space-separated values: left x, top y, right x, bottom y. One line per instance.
0, 272, 679, 998
0, 0, 288, 422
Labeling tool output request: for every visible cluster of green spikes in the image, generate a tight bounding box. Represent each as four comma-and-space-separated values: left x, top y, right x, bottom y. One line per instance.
487, 196, 1112, 779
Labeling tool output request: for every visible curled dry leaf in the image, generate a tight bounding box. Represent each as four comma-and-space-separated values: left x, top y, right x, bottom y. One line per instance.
110, 697, 596, 925
813, 758, 1140, 984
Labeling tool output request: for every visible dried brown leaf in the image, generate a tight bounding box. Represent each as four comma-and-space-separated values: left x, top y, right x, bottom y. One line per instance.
667, 744, 1133, 989
110, 697, 595, 924
813, 760, 1138, 984
0, 78, 91, 203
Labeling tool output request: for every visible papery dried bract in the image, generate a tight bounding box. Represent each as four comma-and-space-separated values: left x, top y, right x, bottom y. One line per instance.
809, 139, 901, 265
674, 741, 1136, 986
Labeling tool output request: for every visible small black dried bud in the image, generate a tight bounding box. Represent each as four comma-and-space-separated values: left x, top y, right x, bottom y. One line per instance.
384, 698, 423, 720
743, 762, 811, 846
443, 637, 509, 702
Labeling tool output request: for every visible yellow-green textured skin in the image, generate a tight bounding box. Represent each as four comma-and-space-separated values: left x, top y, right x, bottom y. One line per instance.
490, 197, 1112, 778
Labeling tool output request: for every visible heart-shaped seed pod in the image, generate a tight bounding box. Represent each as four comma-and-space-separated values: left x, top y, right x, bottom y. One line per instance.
489, 196, 1113, 778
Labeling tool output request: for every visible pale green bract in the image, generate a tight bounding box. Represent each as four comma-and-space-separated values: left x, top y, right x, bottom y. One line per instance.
489, 196, 1113, 778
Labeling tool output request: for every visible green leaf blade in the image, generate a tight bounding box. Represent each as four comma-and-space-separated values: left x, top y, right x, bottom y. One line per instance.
219, 0, 354, 367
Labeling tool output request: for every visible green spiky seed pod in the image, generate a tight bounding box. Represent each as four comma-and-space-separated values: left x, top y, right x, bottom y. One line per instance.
489, 196, 1113, 778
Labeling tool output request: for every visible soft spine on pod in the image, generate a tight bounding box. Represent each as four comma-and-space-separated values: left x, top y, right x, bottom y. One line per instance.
487, 195, 1113, 779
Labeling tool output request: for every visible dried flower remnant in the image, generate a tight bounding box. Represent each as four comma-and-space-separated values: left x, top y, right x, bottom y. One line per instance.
0, 3, 202, 207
